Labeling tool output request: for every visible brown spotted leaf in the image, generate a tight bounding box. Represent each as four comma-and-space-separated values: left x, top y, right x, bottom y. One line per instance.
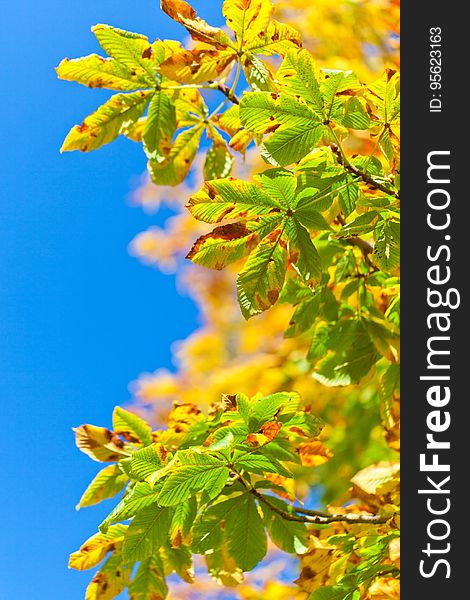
60, 90, 152, 153
69, 524, 128, 571
56, 54, 150, 91
160, 0, 235, 49
148, 124, 204, 186
73, 424, 129, 462
222, 0, 273, 47
159, 48, 237, 84
85, 551, 130, 600
237, 227, 288, 318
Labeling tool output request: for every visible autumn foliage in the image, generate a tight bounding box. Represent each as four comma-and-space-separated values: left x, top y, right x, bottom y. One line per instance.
58, 1, 400, 598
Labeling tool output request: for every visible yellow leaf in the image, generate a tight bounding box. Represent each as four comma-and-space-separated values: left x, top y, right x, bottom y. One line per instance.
69, 525, 127, 571
222, 0, 273, 47
159, 48, 237, 84
351, 461, 400, 509
295, 537, 337, 592
76, 465, 128, 509
56, 54, 148, 91
85, 553, 130, 600
299, 440, 333, 467
60, 91, 152, 152
148, 124, 204, 186
161, 0, 235, 49
73, 424, 128, 462
367, 577, 400, 600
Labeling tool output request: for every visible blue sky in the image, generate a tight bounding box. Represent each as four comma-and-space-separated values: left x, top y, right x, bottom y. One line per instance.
1, 1, 223, 596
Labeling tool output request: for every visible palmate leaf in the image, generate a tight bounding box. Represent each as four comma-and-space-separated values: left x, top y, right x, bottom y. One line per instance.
60, 91, 152, 152
77, 465, 129, 509
187, 169, 327, 317
240, 50, 368, 166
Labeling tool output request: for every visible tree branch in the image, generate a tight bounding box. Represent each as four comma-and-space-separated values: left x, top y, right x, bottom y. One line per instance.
234, 470, 388, 525
336, 214, 377, 271
330, 143, 399, 199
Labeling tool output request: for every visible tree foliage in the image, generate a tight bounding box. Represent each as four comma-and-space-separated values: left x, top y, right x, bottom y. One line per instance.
58, 1, 400, 598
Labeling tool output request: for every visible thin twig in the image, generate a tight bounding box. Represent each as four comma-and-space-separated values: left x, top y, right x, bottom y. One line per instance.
331, 142, 399, 199
234, 469, 388, 525
207, 80, 240, 105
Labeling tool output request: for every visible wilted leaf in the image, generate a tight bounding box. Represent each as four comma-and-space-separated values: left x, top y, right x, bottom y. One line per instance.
73, 424, 128, 462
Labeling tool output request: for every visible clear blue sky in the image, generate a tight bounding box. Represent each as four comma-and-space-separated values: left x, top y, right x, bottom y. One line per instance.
1, 1, 223, 596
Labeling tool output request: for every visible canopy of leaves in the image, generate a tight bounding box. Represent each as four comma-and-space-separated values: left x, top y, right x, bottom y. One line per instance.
59, 0, 400, 598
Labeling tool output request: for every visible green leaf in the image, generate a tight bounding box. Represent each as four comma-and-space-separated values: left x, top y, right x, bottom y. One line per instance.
92, 24, 156, 84
240, 91, 323, 166
61, 91, 152, 152
56, 54, 148, 91
237, 228, 288, 318
276, 49, 324, 117
285, 294, 321, 337
169, 497, 198, 546
122, 504, 172, 563
262, 497, 308, 553
286, 218, 323, 283
148, 124, 203, 186
313, 319, 378, 386
224, 494, 267, 571
204, 135, 234, 180
112, 406, 153, 446
164, 544, 195, 582
187, 177, 283, 224
77, 465, 128, 509
309, 586, 359, 600
124, 444, 166, 480
235, 454, 293, 478
143, 91, 177, 161
186, 216, 282, 270
335, 211, 381, 237
99, 482, 161, 533
248, 392, 300, 431
242, 54, 277, 92
129, 556, 168, 600
339, 97, 371, 129
158, 452, 229, 506
373, 220, 400, 272
192, 502, 226, 554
